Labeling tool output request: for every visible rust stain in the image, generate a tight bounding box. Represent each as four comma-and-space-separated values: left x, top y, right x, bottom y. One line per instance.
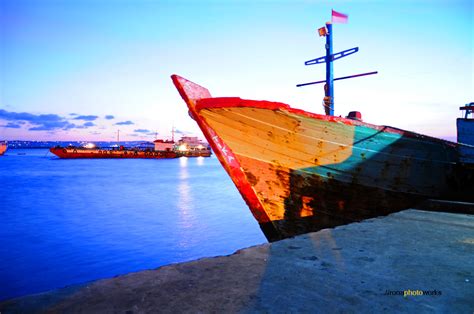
243, 170, 259, 186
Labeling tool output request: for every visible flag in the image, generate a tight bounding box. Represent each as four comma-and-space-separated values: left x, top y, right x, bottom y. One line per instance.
332, 9, 348, 24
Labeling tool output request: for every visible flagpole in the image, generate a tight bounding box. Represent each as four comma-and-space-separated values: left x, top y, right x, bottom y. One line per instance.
325, 22, 334, 116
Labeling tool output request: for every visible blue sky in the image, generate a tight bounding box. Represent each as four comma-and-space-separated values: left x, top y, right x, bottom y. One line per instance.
0, 0, 472, 141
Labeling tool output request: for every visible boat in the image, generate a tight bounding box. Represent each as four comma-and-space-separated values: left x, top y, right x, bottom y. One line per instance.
0, 141, 7, 156
49, 137, 212, 159
170, 12, 473, 241
172, 75, 474, 241
50, 145, 178, 159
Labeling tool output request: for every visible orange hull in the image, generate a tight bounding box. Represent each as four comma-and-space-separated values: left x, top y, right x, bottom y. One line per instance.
50, 147, 178, 159
0, 143, 7, 156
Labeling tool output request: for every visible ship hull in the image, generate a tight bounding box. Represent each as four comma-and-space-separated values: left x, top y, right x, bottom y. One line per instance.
172, 75, 474, 241
0, 143, 6, 156
50, 147, 178, 159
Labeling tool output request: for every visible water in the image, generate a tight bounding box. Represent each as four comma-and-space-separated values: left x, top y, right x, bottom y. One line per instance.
0, 149, 266, 300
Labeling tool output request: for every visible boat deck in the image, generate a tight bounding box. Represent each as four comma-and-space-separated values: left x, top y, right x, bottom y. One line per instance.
1, 207, 473, 313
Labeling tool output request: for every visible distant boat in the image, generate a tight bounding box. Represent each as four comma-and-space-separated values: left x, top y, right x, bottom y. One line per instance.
50, 145, 178, 159
49, 138, 212, 159
172, 75, 474, 242
0, 141, 7, 156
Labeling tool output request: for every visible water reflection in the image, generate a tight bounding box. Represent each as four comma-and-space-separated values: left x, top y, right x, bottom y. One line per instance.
179, 156, 188, 170
196, 156, 204, 166
177, 156, 194, 246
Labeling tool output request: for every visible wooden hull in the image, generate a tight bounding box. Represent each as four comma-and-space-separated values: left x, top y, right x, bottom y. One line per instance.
50, 147, 178, 159
172, 75, 474, 241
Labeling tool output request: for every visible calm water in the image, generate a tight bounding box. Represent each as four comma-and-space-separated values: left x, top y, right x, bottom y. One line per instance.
0, 149, 266, 300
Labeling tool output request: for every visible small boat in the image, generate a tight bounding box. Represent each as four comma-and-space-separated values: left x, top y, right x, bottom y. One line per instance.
50, 146, 178, 159
0, 141, 7, 156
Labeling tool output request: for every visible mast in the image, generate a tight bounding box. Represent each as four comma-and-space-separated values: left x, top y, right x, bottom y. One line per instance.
325, 22, 334, 116
297, 11, 377, 116
117, 129, 120, 143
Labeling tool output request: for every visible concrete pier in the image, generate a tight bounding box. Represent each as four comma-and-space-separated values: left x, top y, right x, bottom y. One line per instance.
1, 209, 473, 313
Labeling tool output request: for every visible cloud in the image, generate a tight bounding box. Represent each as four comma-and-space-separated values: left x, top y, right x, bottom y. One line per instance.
115, 120, 134, 125
134, 129, 151, 133
29, 121, 77, 131
73, 115, 98, 121
0, 109, 75, 131
174, 129, 185, 134
69, 113, 78, 116
0, 109, 63, 123
1, 122, 22, 128
105, 115, 115, 120
75, 122, 96, 129
0, 109, 98, 132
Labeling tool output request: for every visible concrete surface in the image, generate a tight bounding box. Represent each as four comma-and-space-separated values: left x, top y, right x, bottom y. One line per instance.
1, 209, 473, 313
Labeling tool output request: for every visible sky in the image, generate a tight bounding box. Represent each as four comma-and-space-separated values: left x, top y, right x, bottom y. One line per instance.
0, 0, 472, 142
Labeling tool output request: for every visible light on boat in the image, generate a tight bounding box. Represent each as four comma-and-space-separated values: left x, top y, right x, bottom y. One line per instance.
318, 26, 328, 37
197, 144, 204, 150
178, 144, 188, 152
84, 143, 96, 149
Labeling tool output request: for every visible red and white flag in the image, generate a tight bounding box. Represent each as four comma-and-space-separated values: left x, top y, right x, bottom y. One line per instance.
331, 9, 348, 24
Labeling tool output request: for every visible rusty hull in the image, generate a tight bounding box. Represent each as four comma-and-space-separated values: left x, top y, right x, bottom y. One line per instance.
172, 75, 474, 241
